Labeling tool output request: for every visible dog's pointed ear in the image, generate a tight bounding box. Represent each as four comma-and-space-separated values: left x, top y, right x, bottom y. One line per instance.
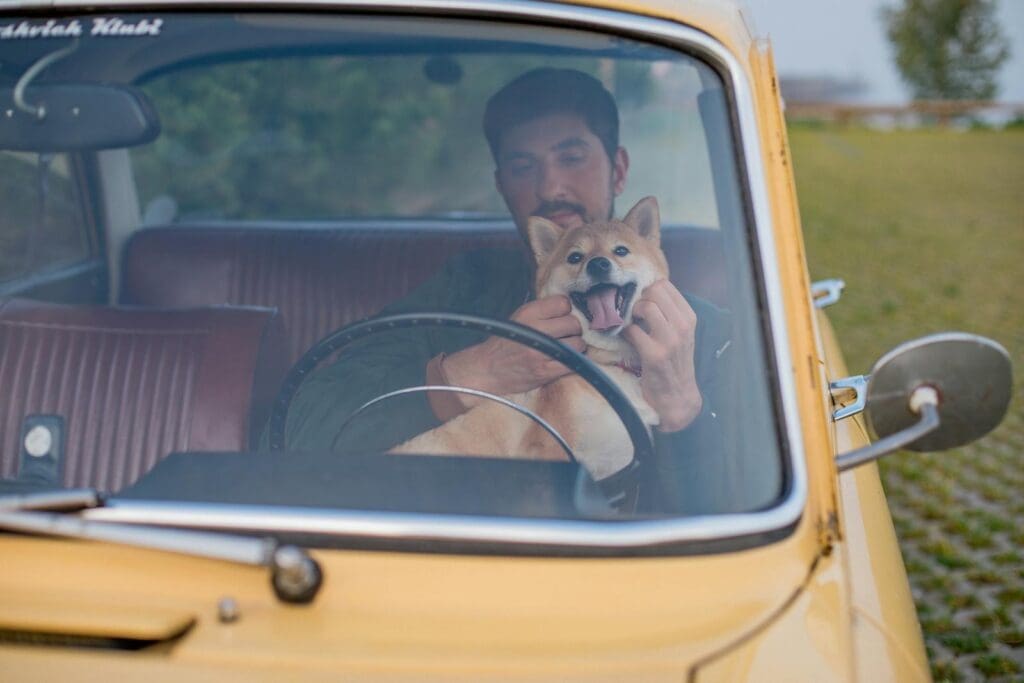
526, 216, 562, 264
623, 196, 660, 243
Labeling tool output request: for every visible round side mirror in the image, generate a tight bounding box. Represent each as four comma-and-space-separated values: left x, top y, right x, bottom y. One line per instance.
866, 332, 1012, 451
837, 332, 1012, 471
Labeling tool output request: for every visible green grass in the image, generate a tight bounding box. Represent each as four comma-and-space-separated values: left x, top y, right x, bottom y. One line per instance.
790, 126, 1024, 681
941, 630, 991, 656
790, 128, 1024, 374
975, 655, 1020, 677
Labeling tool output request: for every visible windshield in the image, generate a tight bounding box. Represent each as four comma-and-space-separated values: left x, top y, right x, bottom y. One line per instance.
0, 11, 785, 534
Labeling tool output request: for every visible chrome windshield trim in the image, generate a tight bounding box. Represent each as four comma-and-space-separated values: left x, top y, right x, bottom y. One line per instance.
8, 0, 809, 550
83, 499, 792, 548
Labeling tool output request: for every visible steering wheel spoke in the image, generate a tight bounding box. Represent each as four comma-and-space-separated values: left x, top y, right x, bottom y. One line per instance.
337, 385, 577, 463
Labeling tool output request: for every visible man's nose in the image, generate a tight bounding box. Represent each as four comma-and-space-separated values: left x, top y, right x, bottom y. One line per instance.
586, 257, 612, 280
537, 161, 568, 199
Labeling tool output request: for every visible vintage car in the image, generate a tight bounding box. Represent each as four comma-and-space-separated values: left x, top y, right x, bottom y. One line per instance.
0, 0, 1012, 680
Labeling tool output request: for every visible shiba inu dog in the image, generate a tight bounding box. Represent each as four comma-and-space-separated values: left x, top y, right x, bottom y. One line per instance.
391, 196, 665, 480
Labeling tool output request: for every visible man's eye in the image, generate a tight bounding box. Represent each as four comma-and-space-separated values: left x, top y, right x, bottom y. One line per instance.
567, 252, 583, 264
560, 153, 585, 166
505, 160, 534, 176
613, 246, 630, 257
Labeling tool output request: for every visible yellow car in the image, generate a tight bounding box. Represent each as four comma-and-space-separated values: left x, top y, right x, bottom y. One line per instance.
0, 1, 1012, 680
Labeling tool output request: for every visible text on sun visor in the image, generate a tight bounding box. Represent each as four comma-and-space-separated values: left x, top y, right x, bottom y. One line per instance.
0, 17, 163, 40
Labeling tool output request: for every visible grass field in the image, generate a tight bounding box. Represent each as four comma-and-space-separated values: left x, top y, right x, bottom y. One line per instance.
789, 126, 1024, 682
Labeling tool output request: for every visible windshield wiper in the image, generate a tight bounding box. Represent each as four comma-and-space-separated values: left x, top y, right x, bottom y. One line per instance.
0, 487, 103, 512
0, 488, 323, 604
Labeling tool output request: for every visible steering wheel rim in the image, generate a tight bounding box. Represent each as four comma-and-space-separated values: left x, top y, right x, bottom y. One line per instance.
334, 385, 579, 462
267, 312, 655, 504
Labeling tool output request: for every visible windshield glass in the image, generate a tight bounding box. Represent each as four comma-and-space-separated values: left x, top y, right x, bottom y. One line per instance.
0, 12, 785, 529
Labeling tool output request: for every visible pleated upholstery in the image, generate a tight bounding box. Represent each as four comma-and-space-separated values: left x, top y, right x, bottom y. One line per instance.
121, 227, 519, 364
0, 300, 286, 491
121, 225, 727, 365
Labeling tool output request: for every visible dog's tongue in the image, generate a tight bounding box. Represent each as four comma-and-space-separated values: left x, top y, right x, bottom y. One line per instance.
587, 287, 623, 331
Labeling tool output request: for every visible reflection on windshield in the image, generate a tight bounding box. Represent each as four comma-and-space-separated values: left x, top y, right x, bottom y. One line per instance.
0, 12, 782, 526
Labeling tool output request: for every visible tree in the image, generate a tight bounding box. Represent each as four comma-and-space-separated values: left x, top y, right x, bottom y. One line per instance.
881, 0, 1011, 100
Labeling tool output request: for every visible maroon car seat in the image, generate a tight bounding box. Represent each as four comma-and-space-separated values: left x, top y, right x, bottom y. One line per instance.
0, 299, 286, 491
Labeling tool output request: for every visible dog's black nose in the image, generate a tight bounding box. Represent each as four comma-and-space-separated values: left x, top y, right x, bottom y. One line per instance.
586, 257, 612, 279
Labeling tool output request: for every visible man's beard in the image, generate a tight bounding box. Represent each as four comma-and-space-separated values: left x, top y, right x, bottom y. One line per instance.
532, 199, 588, 222
531, 195, 615, 224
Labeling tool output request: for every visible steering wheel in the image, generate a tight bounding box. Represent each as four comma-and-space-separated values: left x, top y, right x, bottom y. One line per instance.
267, 313, 656, 510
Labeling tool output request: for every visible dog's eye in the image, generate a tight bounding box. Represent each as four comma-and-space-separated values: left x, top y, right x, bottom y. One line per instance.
567, 252, 583, 264
613, 246, 630, 257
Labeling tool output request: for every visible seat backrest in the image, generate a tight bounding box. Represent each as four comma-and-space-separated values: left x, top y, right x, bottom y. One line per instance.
121, 225, 727, 363
0, 299, 286, 491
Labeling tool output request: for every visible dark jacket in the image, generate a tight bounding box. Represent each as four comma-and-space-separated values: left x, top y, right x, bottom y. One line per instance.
281, 246, 734, 513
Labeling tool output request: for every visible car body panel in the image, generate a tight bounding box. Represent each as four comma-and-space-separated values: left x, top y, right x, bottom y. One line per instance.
843, 467, 932, 683
818, 311, 931, 682
692, 546, 853, 682
1, 523, 819, 679
556, 0, 758, 58
0, 0, 930, 679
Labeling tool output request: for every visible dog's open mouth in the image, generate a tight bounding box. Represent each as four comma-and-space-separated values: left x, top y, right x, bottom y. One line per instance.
570, 282, 637, 332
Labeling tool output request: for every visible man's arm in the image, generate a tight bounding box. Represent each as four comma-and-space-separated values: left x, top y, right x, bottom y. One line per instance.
621, 280, 705, 432
622, 283, 735, 514
434, 295, 585, 415
423, 295, 585, 421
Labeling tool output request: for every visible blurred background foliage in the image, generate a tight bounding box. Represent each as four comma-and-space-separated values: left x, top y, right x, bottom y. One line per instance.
881, 0, 1011, 101
132, 56, 624, 221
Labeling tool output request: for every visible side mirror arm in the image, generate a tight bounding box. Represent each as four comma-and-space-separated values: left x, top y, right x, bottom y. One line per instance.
836, 387, 939, 471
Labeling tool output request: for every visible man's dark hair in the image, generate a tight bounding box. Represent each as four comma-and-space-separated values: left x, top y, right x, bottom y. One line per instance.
483, 68, 619, 164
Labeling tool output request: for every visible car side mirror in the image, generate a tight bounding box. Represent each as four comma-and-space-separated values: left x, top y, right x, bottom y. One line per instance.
836, 332, 1012, 472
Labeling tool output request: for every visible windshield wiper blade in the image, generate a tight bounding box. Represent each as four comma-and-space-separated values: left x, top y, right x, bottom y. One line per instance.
0, 488, 103, 512
0, 489, 322, 604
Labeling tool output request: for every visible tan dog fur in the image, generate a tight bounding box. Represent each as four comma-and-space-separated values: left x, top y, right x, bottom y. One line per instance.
391, 197, 666, 480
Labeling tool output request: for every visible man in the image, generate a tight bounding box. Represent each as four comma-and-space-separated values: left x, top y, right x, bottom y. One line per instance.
282, 68, 732, 512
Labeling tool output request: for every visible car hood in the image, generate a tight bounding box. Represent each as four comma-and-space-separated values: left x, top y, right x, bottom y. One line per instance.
0, 522, 834, 681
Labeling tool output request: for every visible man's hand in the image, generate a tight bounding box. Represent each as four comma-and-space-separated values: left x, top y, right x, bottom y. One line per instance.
622, 280, 703, 433
443, 295, 585, 397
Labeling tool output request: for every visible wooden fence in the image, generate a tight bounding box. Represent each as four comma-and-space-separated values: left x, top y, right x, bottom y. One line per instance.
783, 100, 1024, 126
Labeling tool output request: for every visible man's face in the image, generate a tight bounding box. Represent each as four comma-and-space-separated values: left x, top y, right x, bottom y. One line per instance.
494, 113, 628, 240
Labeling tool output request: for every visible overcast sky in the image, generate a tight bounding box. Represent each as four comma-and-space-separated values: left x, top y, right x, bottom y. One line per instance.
743, 0, 1024, 103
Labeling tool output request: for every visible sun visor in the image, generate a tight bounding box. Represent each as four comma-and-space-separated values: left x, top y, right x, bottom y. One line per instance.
0, 84, 160, 151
